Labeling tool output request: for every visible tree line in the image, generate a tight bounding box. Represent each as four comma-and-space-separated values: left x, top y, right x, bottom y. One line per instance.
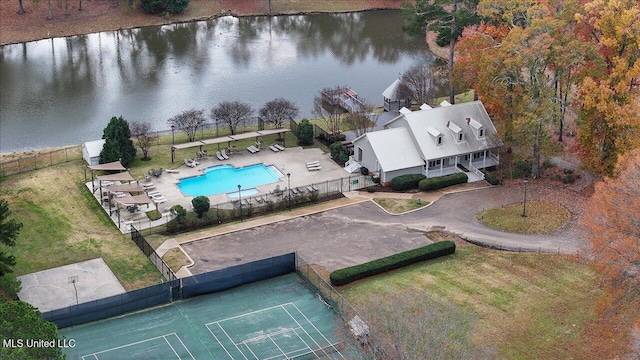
16, 0, 189, 19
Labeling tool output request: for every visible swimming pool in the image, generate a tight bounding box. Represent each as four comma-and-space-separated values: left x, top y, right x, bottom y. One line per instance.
177, 164, 283, 197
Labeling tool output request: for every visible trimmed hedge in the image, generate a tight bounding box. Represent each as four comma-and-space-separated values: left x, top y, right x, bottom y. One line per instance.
418, 173, 468, 191
482, 171, 500, 185
390, 174, 426, 191
329, 241, 456, 286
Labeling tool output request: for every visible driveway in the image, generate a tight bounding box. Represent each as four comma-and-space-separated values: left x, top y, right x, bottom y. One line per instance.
181, 182, 589, 274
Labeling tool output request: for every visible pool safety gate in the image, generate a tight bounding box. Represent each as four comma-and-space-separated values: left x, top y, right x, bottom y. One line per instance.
41, 253, 296, 328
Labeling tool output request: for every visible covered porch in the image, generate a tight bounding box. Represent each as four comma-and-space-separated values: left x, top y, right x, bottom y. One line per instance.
424, 149, 500, 180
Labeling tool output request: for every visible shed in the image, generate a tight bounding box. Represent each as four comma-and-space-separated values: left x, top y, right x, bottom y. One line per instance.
82, 139, 105, 166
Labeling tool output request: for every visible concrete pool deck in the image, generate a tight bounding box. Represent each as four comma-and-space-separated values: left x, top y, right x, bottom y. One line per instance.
89, 146, 350, 232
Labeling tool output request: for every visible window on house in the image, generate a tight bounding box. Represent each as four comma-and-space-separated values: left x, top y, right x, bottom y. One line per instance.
464, 154, 470, 161
473, 152, 483, 160
437, 136, 442, 145
458, 132, 463, 142
429, 159, 442, 168
357, 147, 363, 161
479, 129, 485, 138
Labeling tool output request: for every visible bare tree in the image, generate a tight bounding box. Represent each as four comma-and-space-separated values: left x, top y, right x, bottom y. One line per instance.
343, 103, 379, 137
312, 89, 343, 139
130, 121, 155, 160
259, 98, 299, 129
167, 109, 207, 142
359, 292, 494, 360
211, 101, 253, 135
399, 63, 433, 106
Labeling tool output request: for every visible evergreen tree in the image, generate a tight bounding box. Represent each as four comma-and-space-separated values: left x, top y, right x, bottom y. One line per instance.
295, 119, 314, 146
0, 200, 22, 276
100, 116, 137, 166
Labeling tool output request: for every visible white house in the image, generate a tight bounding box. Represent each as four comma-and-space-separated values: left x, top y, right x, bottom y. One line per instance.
82, 139, 105, 166
352, 101, 501, 185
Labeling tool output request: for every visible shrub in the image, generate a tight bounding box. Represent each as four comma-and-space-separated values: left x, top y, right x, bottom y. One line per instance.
329, 142, 349, 164
482, 170, 500, 185
146, 210, 162, 221
330, 241, 456, 286
170, 205, 186, 224
390, 174, 426, 191
192, 196, 210, 218
296, 119, 314, 145
366, 187, 376, 193
418, 173, 468, 191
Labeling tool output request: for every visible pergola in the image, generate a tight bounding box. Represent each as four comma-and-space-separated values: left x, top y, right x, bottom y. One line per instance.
170, 129, 291, 162
95, 171, 136, 199
113, 194, 153, 228
103, 183, 146, 214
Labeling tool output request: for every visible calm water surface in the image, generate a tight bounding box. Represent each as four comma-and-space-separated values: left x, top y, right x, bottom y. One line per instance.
0, 10, 442, 152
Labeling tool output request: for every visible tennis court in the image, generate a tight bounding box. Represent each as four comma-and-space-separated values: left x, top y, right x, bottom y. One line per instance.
59, 273, 356, 360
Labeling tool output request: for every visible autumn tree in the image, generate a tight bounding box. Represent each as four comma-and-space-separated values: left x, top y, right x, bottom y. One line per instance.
259, 98, 299, 129
582, 149, 640, 325
575, 0, 640, 176
130, 121, 155, 161
0, 200, 22, 276
211, 101, 253, 136
167, 109, 207, 142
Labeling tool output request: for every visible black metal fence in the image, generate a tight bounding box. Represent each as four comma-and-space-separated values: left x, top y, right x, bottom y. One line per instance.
0, 145, 82, 177
41, 253, 296, 328
131, 226, 177, 281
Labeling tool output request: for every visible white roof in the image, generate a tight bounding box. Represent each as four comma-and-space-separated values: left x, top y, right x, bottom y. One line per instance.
402, 101, 500, 161
382, 79, 401, 99
440, 100, 452, 107
420, 103, 433, 110
468, 118, 483, 129
447, 121, 462, 133
356, 127, 423, 172
399, 107, 412, 114
83, 139, 105, 158
427, 126, 441, 137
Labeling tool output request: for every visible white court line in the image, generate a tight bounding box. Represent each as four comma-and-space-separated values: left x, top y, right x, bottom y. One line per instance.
206, 325, 237, 360
237, 327, 301, 345
290, 303, 347, 360
164, 336, 181, 359
217, 323, 249, 360
243, 342, 260, 360
280, 306, 323, 356
82, 333, 182, 360
81, 354, 98, 360
205, 303, 295, 326
268, 334, 288, 360
174, 334, 197, 360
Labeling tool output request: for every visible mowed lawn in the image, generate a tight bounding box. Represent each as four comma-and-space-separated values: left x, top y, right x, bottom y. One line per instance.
0, 160, 162, 290
341, 238, 608, 359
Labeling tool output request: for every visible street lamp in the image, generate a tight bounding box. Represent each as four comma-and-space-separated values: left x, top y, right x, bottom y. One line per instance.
238, 184, 243, 222
521, 177, 528, 217
171, 125, 175, 145
286, 173, 292, 211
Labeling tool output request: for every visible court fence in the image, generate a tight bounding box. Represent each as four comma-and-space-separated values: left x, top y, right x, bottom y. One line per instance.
41, 253, 296, 329
131, 225, 177, 282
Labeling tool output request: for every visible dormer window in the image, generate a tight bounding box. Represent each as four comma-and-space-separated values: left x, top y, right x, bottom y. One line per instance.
427, 126, 443, 146
466, 117, 485, 139
446, 121, 464, 143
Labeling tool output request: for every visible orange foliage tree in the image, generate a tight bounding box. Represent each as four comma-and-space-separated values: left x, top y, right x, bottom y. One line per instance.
575, 0, 640, 176
582, 149, 640, 303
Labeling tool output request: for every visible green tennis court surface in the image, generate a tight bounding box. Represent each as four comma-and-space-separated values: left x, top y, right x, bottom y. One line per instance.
59, 273, 356, 360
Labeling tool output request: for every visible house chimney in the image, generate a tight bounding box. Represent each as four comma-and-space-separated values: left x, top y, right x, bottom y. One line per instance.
446, 120, 450, 128
466, 117, 471, 125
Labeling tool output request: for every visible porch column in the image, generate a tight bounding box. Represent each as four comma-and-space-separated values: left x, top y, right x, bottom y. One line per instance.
483, 150, 487, 168
440, 159, 444, 175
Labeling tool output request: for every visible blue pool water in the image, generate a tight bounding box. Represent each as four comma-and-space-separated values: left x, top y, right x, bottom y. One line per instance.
177, 164, 283, 197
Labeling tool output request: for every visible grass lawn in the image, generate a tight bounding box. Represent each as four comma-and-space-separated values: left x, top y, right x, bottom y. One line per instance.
340, 235, 610, 359
476, 200, 571, 234
373, 198, 429, 214
162, 248, 191, 273
0, 161, 163, 290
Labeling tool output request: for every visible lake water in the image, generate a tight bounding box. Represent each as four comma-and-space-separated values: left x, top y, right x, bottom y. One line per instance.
0, 10, 442, 152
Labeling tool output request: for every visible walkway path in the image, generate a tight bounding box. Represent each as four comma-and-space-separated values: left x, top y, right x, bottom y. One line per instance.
169, 180, 588, 275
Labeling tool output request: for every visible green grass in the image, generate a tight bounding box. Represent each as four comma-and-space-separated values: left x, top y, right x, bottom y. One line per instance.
476, 200, 571, 234
340, 240, 601, 359
373, 198, 429, 214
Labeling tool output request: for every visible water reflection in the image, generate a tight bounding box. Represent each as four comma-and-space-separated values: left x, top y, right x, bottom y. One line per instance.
0, 10, 440, 152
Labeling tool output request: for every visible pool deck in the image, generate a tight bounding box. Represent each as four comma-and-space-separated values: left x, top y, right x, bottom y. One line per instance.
89, 147, 348, 232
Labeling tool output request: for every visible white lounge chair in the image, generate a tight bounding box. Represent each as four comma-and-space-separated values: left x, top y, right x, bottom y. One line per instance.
306, 161, 320, 167
307, 165, 321, 171
153, 197, 168, 204
216, 151, 225, 161
184, 158, 197, 168
166, 169, 180, 173
147, 191, 161, 197
269, 145, 280, 152
274, 144, 285, 151
221, 149, 230, 160
247, 146, 260, 154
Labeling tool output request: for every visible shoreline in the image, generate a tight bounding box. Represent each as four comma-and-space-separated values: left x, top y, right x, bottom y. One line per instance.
0, 0, 405, 46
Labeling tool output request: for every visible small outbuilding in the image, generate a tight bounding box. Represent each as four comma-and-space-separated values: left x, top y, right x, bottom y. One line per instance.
82, 139, 105, 166
382, 78, 411, 112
